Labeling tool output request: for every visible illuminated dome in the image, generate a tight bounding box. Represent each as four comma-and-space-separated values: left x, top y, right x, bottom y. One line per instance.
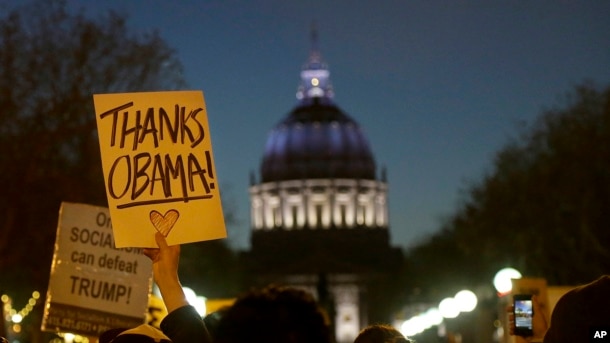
260, 31, 376, 183
249, 28, 388, 232
261, 100, 375, 182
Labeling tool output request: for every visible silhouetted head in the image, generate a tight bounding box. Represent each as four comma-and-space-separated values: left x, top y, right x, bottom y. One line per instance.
354, 324, 412, 343
99, 324, 171, 343
213, 284, 332, 343
544, 275, 610, 343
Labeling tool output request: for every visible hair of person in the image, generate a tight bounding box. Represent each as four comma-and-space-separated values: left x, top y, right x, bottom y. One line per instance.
212, 284, 332, 343
354, 324, 411, 343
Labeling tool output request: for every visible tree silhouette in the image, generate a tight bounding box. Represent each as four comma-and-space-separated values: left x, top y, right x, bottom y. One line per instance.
406, 82, 610, 297
0, 0, 187, 303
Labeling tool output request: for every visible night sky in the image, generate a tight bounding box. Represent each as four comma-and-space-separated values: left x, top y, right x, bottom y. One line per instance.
13, 0, 610, 250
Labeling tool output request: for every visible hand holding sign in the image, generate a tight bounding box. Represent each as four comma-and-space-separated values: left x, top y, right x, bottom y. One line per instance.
94, 90, 226, 247
142, 232, 190, 314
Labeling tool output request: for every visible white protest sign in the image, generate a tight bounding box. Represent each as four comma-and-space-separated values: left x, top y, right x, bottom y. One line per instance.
93, 90, 227, 248
41, 202, 153, 337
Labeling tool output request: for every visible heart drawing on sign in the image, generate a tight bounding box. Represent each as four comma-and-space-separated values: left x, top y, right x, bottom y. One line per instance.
149, 209, 180, 237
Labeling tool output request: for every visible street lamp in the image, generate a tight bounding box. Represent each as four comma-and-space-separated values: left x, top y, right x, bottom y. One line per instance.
439, 297, 459, 319
454, 290, 477, 312
492, 267, 522, 343
397, 288, 478, 339
493, 268, 522, 295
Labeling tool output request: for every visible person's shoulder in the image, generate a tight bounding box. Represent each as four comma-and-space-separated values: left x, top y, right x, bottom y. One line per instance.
549, 275, 610, 331
591, 275, 610, 286
570, 275, 610, 298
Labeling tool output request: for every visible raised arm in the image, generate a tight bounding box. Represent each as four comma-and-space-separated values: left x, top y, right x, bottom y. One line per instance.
143, 232, 212, 343
143, 232, 189, 313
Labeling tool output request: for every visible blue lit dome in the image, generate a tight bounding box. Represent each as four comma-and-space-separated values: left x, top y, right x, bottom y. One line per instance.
260, 31, 376, 183
261, 100, 376, 182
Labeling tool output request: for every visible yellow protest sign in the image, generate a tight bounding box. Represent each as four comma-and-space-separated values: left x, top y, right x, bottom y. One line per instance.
41, 202, 153, 337
93, 90, 226, 248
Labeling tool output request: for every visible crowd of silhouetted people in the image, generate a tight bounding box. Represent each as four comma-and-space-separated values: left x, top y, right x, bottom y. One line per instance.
3, 232, 605, 343
96, 234, 610, 343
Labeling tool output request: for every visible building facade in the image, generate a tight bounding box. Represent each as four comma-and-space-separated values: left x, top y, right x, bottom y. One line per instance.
243, 31, 403, 343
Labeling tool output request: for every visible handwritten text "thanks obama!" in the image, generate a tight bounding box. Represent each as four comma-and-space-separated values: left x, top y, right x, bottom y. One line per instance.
98, 102, 215, 209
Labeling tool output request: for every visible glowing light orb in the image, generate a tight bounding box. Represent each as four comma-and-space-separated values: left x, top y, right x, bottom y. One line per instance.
454, 290, 477, 312
11, 313, 22, 323
438, 297, 459, 318
183, 287, 207, 316
493, 268, 522, 294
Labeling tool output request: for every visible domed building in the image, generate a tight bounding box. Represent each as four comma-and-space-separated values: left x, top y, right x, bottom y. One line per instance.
243, 30, 403, 343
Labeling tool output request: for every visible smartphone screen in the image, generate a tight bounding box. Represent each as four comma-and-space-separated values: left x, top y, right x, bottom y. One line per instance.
514, 295, 533, 336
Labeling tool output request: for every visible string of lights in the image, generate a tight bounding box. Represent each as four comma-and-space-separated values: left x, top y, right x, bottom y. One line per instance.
2, 291, 40, 335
